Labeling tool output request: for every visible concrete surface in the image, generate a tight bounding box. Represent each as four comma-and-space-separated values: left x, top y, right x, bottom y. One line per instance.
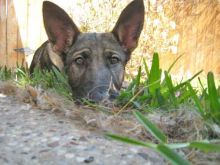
0, 95, 164, 165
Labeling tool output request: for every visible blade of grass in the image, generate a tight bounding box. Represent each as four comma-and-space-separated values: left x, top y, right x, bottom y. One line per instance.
164, 71, 178, 106
155, 88, 166, 106
190, 142, 220, 152
52, 66, 70, 88
133, 111, 167, 143
187, 82, 205, 116
107, 133, 191, 165
198, 77, 205, 91
174, 70, 203, 91
116, 81, 160, 115
143, 58, 150, 77
166, 143, 190, 149
157, 144, 191, 165
105, 133, 156, 149
148, 52, 162, 96
167, 54, 183, 74
207, 72, 220, 113
132, 66, 142, 94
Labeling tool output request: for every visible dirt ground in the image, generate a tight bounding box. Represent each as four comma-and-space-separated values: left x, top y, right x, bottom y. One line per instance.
0, 82, 165, 165
0, 95, 166, 165
0, 82, 219, 165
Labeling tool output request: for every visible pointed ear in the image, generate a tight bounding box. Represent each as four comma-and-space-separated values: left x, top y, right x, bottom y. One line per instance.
112, 0, 145, 53
43, 1, 80, 53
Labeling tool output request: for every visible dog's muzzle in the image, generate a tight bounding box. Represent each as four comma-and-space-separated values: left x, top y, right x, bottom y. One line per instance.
87, 86, 119, 102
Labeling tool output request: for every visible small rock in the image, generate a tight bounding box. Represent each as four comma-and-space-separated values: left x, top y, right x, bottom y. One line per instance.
39, 113, 46, 117
3, 157, 9, 163
69, 141, 78, 145
85, 145, 96, 151
0, 137, 5, 143
71, 137, 78, 141
121, 153, 127, 157
129, 147, 139, 153
76, 157, 85, 163
138, 152, 149, 161
127, 154, 134, 159
51, 108, 61, 113
79, 136, 88, 141
21, 133, 31, 136
65, 153, 75, 159
76, 145, 87, 150
40, 138, 48, 143
31, 156, 37, 159
6, 122, 14, 127
47, 141, 59, 148
8, 141, 18, 146
48, 129, 57, 132
76, 156, 94, 163
22, 147, 31, 152
57, 149, 66, 156
0, 94, 6, 98
58, 120, 64, 124
39, 149, 50, 153
51, 137, 60, 141
21, 152, 29, 155
84, 156, 94, 163
61, 132, 69, 136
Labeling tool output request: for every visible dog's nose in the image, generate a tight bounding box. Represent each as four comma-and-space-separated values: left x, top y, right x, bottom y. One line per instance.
87, 86, 119, 102
88, 86, 107, 102
109, 91, 119, 100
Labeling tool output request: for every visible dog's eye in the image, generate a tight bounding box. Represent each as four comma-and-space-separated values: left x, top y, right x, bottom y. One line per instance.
75, 57, 85, 65
110, 56, 120, 64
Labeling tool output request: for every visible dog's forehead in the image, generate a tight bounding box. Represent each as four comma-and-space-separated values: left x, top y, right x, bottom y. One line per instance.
71, 33, 123, 51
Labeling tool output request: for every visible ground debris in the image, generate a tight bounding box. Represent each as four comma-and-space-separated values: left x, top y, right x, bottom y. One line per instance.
0, 81, 219, 164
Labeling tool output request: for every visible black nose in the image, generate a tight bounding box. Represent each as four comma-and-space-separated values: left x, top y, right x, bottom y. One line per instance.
87, 86, 119, 102
88, 92, 104, 102
88, 86, 107, 102
109, 91, 119, 100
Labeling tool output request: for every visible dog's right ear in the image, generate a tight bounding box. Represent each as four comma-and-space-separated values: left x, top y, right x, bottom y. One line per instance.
43, 1, 80, 53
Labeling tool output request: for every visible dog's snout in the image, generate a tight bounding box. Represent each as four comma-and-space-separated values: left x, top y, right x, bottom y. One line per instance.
109, 91, 119, 100
87, 86, 119, 102
88, 86, 107, 102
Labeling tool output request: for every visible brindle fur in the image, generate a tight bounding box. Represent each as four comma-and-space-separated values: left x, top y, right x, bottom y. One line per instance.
30, 0, 145, 102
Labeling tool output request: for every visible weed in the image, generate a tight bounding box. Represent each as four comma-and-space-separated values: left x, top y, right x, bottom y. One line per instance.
116, 53, 202, 112
106, 111, 220, 165
0, 66, 72, 100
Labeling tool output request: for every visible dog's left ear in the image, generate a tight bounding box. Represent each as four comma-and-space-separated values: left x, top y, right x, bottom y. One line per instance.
112, 0, 145, 54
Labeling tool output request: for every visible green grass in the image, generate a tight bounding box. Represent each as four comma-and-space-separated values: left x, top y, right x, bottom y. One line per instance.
0, 53, 219, 124
108, 53, 220, 165
106, 111, 220, 165
0, 52, 219, 165
116, 53, 220, 125
0, 66, 72, 100
116, 53, 203, 112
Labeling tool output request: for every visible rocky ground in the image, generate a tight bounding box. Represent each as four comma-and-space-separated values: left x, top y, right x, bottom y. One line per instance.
0, 82, 220, 165
0, 94, 164, 165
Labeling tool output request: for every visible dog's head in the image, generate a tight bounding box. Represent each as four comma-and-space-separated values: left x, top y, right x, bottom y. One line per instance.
43, 0, 145, 102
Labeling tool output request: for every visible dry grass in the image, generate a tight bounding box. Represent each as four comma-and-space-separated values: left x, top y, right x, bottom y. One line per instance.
0, 81, 215, 141
1, 81, 220, 163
